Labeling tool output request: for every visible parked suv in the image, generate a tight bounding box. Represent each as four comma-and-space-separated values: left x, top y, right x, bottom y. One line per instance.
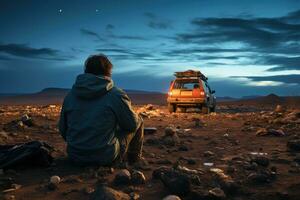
167, 70, 216, 113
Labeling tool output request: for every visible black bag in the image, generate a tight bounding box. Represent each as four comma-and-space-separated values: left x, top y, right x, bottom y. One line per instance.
0, 141, 53, 169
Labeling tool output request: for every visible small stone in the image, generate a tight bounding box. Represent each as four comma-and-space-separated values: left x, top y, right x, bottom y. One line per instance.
84, 187, 95, 194
4, 195, 15, 200
163, 195, 181, 200
165, 126, 176, 136
131, 170, 146, 185
247, 171, 274, 184
161, 173, 190, 196
0, 131, 9, 140
187, 159, 196, 165
91, 185, 130, 200
178, 145, 189, 151
252, 156, 270, 167
275, 105, 284, 113
50, 175, 61, 185
287, 139, 300, 151
256, 128, 268, 136
21, 114, 34, 126
204, 151, 215, 157
152, 166, 170, 179
145, 104, 154, 110
130, 192, 140, 200
209, 187, 226, 199
156, 159, 172, 165
114, 169, 131, 185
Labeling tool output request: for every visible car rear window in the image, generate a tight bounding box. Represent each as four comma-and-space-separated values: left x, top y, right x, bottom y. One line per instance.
173, 79, 200, 89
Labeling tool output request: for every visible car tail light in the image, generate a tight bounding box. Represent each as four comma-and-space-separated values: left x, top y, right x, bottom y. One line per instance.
200, 91, 205, 96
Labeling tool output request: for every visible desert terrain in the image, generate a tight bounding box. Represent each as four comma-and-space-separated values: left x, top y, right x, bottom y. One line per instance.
0, 91, 300, 200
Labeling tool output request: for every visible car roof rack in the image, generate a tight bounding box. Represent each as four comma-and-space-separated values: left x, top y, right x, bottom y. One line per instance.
174, 70, 208, 81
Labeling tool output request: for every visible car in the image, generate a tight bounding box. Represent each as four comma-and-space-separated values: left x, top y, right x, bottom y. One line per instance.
167, 70, 216, 113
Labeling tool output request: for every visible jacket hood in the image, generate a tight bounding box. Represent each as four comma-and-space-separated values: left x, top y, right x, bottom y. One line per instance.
72, 73, 114, 99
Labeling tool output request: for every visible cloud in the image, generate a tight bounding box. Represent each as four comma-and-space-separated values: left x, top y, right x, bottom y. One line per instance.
234, 74, 300, 85
144, 12, 172, 29
176, 9, 300, 50
0, 55, 11, 60
106, 24, 115, 31
0, 43, 69, 61
261, 56, 300, 71
169, 9, 300, 72
80, 28, 104, 41
95, 48, 153, 60
81, 28, 147, 41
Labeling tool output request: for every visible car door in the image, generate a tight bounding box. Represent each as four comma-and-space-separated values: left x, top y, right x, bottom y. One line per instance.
205, 83, 214, 107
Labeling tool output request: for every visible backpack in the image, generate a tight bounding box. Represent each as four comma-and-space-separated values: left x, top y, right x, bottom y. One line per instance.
0, 141, 53, 169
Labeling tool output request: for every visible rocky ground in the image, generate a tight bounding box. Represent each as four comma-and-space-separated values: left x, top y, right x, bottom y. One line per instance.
0, 104, 300, 200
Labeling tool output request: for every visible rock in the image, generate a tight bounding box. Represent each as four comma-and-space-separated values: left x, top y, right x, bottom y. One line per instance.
114, 169, 131, 185
50, 175, 61, 185
129, 192, 140, 200
131, 170, 146, 185
251, 156, 270, 167
156, 159, 172, 165
203, 151, 215, 157
162, 195, 181, 200
243, 162, 258, 170
3, 120, 24, 132
84, 187, 95, 194
256, 128, 268, 136
275, 105, 284, 113
294, 155, 300, 163
209, 187, 226, 199
256, 128, 285, 137
4, 195, 16, 200
178, 145, 189, 151
247, 170, 275, 184
287, 139, 300, 151
144, 127, 157, 135
91, 185, 130, 200
187, 159, 196, 165
152, 166, 170, 179
165, 126, 176, 137
161, 172, 190, 196
162, 134, 180, 146
145, 138, 160, 146
145, 104, 154, 110
21, 114, 34, 127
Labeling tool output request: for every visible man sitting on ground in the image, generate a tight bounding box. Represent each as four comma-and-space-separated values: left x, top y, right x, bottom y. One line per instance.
59, 54, 144, 166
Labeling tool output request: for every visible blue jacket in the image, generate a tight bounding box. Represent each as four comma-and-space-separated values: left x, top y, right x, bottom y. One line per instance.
59, 73, 141, 165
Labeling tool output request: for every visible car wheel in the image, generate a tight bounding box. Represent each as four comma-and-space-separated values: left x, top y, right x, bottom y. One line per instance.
211, 105, 216, 112
178, 107, 186, 113
201, 106, 210, 114
168, 103, 176, 113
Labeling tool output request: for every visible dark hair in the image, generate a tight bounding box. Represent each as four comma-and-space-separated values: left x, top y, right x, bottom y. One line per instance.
84, 54, 113, 76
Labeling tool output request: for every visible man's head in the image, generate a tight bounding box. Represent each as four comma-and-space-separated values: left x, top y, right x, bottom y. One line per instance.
84, 54, 113, 77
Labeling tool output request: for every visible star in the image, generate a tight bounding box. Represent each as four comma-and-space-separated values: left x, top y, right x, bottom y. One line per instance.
58, 9, 63, 13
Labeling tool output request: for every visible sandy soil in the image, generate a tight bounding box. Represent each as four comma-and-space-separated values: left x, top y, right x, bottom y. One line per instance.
0, 103, 300, 200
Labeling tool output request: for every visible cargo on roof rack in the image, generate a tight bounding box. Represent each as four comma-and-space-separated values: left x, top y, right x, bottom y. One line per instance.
174, 70, 208, 81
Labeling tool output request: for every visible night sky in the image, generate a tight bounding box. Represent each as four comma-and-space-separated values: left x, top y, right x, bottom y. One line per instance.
0, 0, 300, 97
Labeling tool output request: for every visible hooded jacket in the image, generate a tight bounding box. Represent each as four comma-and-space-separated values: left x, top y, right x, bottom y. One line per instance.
59, 73, 141, 165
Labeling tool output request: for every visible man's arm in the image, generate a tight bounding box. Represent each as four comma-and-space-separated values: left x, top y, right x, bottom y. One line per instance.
58, 104, 68, 141
112, 89, 142, 133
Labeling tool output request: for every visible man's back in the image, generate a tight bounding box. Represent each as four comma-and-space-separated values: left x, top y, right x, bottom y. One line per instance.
59, 73, 141, 165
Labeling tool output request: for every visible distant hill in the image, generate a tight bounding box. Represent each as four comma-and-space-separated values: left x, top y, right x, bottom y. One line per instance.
220, 93, 300, 108
0, 88, 299, 107
0, 88, 166, 105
